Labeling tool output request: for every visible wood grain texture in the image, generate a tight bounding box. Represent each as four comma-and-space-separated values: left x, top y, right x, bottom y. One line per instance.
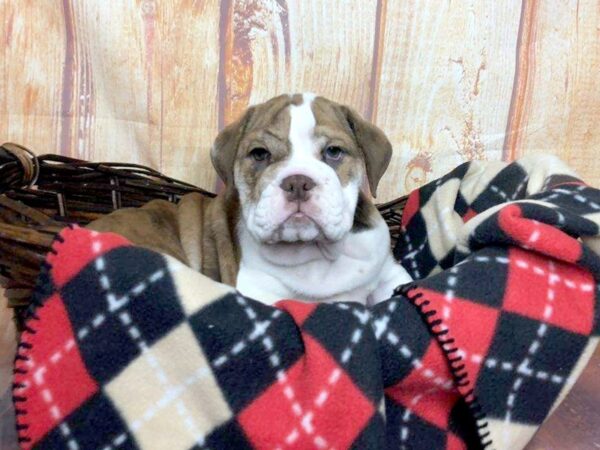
219, 0, 379, 122
505, 0, 600, 187
372, 0, 522, 200
72, 0, 161, 165
0, 0, 599, 195
1, 1, 66, 154
160, 0, 221, 189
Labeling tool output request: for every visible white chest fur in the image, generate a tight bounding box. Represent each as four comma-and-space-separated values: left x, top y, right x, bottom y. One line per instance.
236, 214, 412, 306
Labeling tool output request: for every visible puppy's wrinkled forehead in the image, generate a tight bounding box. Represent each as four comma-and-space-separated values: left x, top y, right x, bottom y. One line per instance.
243, 93, 352, 151
212, 93, 392, 197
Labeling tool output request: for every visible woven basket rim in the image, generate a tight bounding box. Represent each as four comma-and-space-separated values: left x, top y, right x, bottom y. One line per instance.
0, 143, 407, 328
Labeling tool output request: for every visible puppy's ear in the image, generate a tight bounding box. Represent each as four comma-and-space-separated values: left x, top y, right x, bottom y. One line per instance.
211, 107, 255, 186
341, 106, 392, 198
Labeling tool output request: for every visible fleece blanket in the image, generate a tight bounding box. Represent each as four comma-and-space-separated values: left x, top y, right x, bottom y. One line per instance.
12, 155, 600, 450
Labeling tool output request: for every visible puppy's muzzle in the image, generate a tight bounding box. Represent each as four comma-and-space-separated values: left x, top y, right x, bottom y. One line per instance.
280, 175, 316, 203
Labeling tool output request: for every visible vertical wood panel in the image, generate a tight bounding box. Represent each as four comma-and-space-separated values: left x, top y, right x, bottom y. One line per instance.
505, 0, 600, 187
0, 1, 599, 196
0, 2, 7, 142
59, 0, 97, 160
1, 2, 66, 154
160, 0, 221, 189
284, 1, 379, 116
373, 0, 522, 200
220, 0, 379, 122
79, 0, 161, 166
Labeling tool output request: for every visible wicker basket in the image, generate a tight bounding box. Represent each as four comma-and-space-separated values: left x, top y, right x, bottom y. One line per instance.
0, 143, 407, 326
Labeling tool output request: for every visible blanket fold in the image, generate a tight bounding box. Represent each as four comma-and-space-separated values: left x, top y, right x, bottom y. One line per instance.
12, 155, 600, 450
394, 155, 600, 448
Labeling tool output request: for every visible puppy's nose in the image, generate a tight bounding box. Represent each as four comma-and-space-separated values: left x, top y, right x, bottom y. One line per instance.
280, 175, 316, 202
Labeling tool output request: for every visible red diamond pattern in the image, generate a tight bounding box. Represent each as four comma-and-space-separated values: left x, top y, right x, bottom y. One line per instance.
238, 333, 375, 449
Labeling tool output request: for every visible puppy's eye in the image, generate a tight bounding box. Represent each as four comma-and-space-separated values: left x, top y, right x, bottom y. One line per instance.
323, 146, 344, 162
249, 147, 271, 162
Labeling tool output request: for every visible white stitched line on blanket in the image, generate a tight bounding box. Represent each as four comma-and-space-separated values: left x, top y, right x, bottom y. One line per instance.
514, 258, 593, 292
75, 260, 166, 341
277, 303, 370, 449
401, 231, 422, 279
541, 176, 552, 193
491, 179, 536, 205
551, 188, 600, 210
386, 331, 454, 391
490, 185, 509, 201
90, 238, 210, 449
26, 340, 80, 450
511, 176, 529, 201
443, 266, 459, 320
474, 256, 510, 264
227, 295, 329, 450
119, 362, 212, 447
307, 305, 369, 445
524, 200, 567, 228
334, 304, 370, 369
464, 353, 564, 385
375, 301, 453, 389
373, 316, 390, 341
116, 311, 210, 448
528, 227, 541, 244
15, 340, 82, 450
543, 193, 560, 203
457, 253, 594, 292
400, 386, 446, 449
503, 260, 557, 437
556, 210, 566, 226
91, 238, 165, 311
400, 407, 411, 449
100, 432, 129, 450
371, 300, 401, 341
442, 256, 511, 319
211, 308, 283, 369
401, 237, 429, 263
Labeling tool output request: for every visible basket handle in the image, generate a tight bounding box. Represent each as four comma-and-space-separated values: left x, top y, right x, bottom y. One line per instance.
0, 143, 40, 191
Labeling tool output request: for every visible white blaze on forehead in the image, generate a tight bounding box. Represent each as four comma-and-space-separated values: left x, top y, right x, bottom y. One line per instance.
288, 93, 318, 160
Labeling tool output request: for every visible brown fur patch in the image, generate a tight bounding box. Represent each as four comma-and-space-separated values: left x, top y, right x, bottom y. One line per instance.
311, 96, 392, 197
352, 191, 377, 232
310, 97, 365, 187
234, 95, 294, 202
289, 93, 304, 106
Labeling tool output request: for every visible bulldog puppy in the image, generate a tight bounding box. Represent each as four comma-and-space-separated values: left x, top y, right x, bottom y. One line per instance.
214, 93, 412, 305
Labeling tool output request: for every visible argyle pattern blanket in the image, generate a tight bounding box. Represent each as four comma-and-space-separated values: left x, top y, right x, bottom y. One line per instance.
12, 155, 600, 450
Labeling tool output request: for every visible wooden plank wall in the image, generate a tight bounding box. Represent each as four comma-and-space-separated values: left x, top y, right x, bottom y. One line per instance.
1, 0, 599, 202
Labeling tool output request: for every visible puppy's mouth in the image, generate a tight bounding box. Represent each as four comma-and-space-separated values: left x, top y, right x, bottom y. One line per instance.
288, 210, 310, 219
283, 210, 316, 226
257, 207, 324, 244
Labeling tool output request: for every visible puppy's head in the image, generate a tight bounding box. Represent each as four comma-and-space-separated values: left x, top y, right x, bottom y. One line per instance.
212, 93, 392, 244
